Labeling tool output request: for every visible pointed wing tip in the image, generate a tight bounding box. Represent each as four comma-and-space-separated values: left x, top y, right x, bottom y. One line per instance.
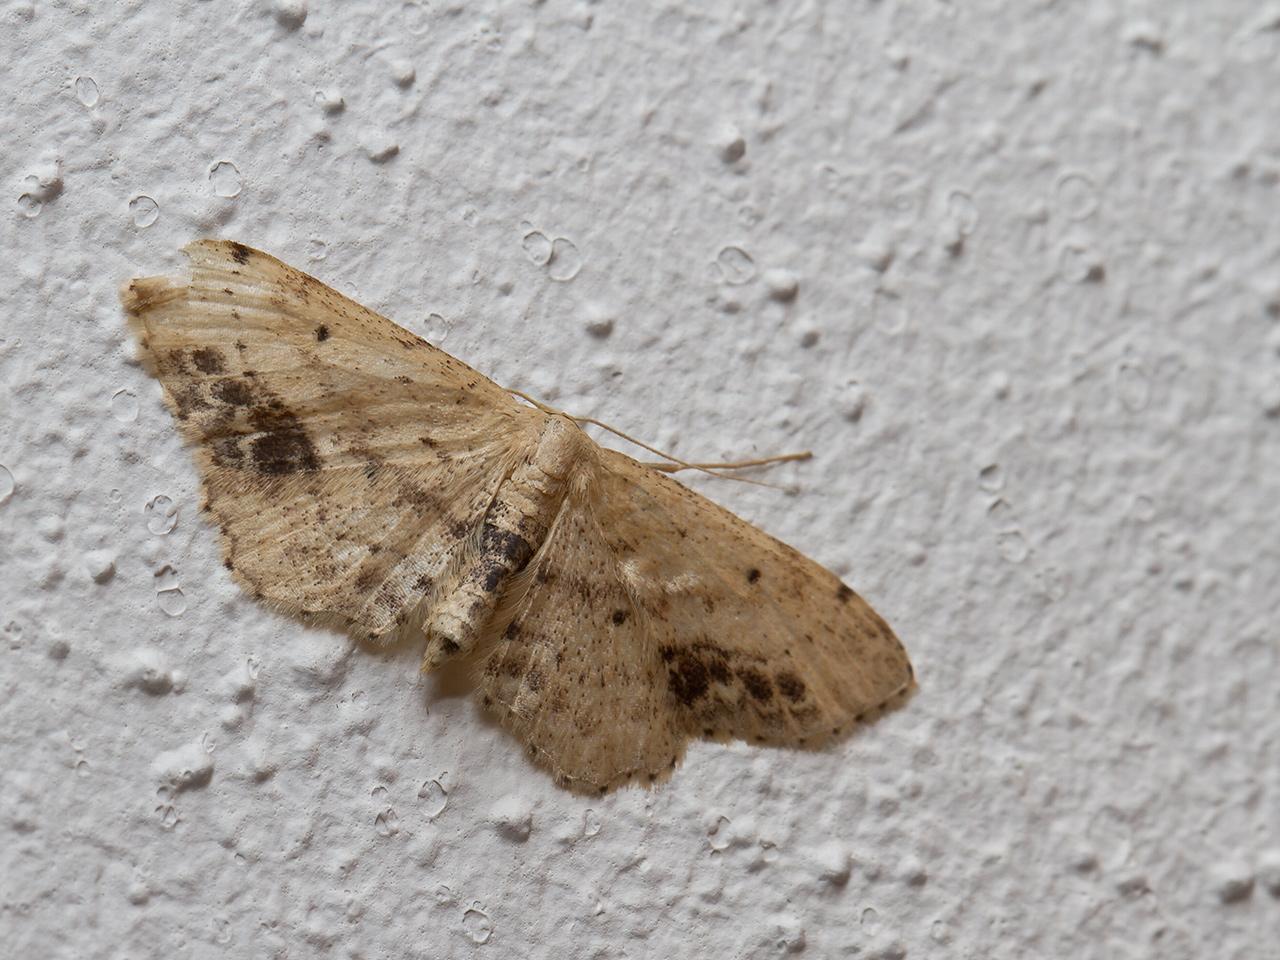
118, 238, 266, 332
118, 275, 180, 318
118, 276, 187, 373
118, 240, 219, 323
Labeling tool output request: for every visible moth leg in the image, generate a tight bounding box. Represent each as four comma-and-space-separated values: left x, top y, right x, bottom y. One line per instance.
422, 416, 586, 670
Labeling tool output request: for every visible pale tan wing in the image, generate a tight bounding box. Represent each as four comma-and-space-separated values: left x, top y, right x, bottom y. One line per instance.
597, 450, 915, 745
122, 240, 545, 637
478, 475, 688, 793
479, 445, 914, 793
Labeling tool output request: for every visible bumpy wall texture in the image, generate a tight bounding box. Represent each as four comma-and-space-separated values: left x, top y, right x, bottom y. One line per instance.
3, 2, 1277, 957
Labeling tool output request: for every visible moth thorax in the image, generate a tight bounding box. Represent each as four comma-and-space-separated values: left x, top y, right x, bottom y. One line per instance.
526, 415, 588, 484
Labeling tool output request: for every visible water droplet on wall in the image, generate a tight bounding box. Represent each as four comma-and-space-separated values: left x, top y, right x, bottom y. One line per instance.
157, 587, 188, 617
882, 166, 922, 221
462, 903, 493, 944
421, 313, 450, 343
707, 814, 732, 851
111, 388, 139, 422
547, 238, 582, 281
418, 777, 448, 818
996, 529, 1029, 563
375, 807, 400, 837
402, 0, 432, 36
873, 293, 908, 334
144, 495, 178, 535
212, 916, 231, 945
1055, 171, 1100, 221
74, 75, 100, 107
1116, 361, 1151, 412
713, 246, 757, 285
129, 195, 159, 228
522, 230, 552, 266
209, 160, 242, 198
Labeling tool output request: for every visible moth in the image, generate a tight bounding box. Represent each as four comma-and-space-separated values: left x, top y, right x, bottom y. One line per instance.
122, 240, 914, 793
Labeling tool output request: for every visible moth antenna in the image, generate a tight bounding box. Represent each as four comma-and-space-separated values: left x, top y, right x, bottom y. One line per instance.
503, 388, 809, 488
646, 452, 813, 472
505, 388, 564, 418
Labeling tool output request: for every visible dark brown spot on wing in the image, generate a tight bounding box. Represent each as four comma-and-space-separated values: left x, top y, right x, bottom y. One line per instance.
393, 485, 437, 509
229, 242, 252, 265
248, 404, 320, 475
212, 378, 254, 406
737, 666, 773, 702
746, 567, 761, 584
190, 347, 226, 374
665, 650, 709, 706
211, 436, 244, 467
172, 384, 208, 420
165, 349, 191, 375
314, 324, 330, 342
775, 671, 806, 703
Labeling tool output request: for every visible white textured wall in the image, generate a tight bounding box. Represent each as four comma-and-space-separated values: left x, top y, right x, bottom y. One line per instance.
3, 2, 1277, 957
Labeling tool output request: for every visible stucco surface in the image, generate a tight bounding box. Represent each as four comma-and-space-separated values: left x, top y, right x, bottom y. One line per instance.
2, 2, 1278, 957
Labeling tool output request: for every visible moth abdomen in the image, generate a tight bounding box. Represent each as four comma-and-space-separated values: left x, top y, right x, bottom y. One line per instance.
421, 417, 589, 669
